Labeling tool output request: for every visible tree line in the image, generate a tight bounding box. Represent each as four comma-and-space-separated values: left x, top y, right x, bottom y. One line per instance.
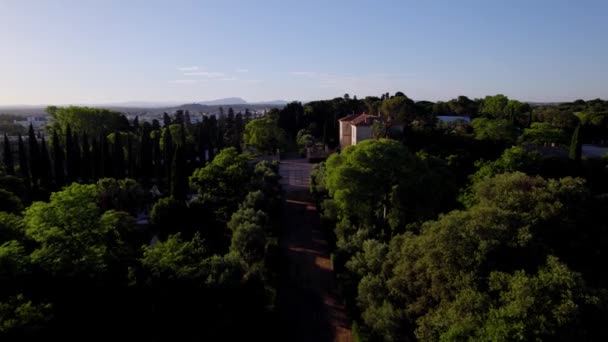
309, 92, 608, 341
0, 105, 284, 340
272, 93, 608, 153
0, 106, 261, 202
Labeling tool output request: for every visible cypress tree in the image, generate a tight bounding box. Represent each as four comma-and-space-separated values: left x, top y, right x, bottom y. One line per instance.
113, 132, 125, 178
152, 133, 162, 183
171, 145, 188, 201
184, 111, 192, 126
205, 116, 218, 161
174, 110, 184, 125
163, 127, 173, 183
100, 133, 112, 178
99, 134, 106, 178
224, 108, 236, 148
17, 134, 30, 182
3, 134, 14, 175
197, 122, 207, 167
139, 126, 151, 182
569, 125, 582, 163
81, 133, 91, 181
52, 130, 65, 187
179, 122, 187, 146
152, 119, 161, 131
91, 138, 100, 180
163, 112, 171, 127
72, 133, 81, 181
235, 113, 243, 153
127, 134, 135, 178
65, 125, 75, 182
39, 136, 52, 189
28, 124, 40, 186
244, 108, 252, 123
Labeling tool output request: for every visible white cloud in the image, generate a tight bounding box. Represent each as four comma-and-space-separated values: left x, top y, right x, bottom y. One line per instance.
169, 79, 201, 84
236, 68, 249, 73
218, 77, 238, 81
177, 66, 199, 71
184, 71, 225, 78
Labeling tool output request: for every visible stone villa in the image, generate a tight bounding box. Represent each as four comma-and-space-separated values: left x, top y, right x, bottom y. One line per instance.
338, 113, 382, 149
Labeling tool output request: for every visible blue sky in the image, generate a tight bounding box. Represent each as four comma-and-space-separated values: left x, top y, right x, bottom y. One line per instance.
0, 0, 606, 105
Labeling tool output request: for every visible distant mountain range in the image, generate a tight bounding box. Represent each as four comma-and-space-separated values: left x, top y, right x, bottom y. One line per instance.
92, 97, 288, 108
0, 98, 290, 116
0, 98, 288, 108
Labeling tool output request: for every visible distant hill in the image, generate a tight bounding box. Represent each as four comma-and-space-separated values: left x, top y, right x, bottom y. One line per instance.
198, 97, 248, 105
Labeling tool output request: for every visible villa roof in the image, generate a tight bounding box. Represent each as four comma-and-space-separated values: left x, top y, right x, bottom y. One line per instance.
338, 114, 359, 122
339, 113, 381, 126
351, 114, 381, 127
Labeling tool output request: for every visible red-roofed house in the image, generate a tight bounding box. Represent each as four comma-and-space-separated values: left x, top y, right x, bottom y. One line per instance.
339, 113, 382, 149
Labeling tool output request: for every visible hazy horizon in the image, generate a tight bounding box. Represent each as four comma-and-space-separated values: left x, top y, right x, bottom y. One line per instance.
1, 0, 606, 105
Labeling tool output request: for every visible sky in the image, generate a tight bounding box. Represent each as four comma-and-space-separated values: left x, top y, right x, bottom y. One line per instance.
0, 0, 606, 105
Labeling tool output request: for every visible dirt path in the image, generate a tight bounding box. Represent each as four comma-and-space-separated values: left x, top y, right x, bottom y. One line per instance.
276, 158, 352, 342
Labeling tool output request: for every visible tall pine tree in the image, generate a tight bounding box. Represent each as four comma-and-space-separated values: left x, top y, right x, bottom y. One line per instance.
3, 134, 14, 175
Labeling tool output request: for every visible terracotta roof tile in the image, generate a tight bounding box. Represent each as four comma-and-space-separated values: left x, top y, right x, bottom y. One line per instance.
338, 114, 359, 122
351, 114, 381, 126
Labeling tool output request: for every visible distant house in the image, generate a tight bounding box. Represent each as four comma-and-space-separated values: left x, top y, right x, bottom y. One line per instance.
339, 113, 382, 149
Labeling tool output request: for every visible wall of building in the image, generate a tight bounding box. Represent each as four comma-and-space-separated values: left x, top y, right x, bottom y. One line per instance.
352, 125, 372, 145
340, 121, 352, 149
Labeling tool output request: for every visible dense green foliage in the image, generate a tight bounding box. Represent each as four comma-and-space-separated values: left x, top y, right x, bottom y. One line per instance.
313, 134, 608, 341
47, 106, 128, 138
243, 117, 287, 154
0, 106, 284, 340
0, 95, 607, 340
